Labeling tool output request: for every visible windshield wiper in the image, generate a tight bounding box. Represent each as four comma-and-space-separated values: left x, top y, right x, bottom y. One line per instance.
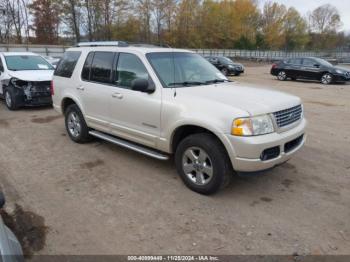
168, 81, 206, 87
205, 79, 228, 84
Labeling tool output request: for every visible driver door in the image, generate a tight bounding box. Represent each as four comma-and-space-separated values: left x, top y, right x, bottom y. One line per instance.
108, 53, 161, 148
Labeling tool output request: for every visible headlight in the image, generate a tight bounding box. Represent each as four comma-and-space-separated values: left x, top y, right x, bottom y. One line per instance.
335, 69, 345, 74
228, 65, 234, 69
232, 115, 274, 136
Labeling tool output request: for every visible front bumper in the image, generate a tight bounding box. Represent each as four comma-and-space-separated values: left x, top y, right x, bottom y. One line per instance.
333, 73, 350, 82
222, 118, 307, 172
228, 67, 244, 75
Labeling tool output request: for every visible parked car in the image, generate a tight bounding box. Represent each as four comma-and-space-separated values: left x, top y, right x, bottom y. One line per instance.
271, 57, 350, 84
0, 192, 24, 262
0, 52, 55, 110
205, 56, 244, 76
52, 42, 306, 195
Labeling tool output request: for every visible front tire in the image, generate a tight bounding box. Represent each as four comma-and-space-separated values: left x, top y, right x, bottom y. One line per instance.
65, 104, 91, 143
221, 68, 228, 76
4, 88, 19, 110
175, 133, 233, 195
321, 73, 333, 85
277, 71, 287, 81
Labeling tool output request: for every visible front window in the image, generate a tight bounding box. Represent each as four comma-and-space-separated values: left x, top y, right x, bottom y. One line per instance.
5, 55, 54, 71
314, 58, 333, 67
147, 52, 228, 88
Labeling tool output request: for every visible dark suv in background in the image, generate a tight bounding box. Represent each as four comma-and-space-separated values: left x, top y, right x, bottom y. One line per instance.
271, 57, 350, 84
205, 56, 244, 76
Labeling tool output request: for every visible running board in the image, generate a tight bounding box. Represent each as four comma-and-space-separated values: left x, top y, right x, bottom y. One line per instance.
89, 130, 169, 160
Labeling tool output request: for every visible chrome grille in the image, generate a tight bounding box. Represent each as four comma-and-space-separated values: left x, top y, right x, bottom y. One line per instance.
273, 105, 303, 128
345, 72, 350, 79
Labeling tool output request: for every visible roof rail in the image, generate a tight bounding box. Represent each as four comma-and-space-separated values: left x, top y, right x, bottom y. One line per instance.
76, 41, 129, 47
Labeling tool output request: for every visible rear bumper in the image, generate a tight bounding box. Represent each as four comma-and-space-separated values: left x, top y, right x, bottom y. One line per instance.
222, 118, 307, 172
270, 68, 278, 76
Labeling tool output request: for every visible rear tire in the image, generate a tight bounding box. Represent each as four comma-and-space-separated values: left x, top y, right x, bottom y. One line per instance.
175, 133, 233, 195
4, 88, 19, 111
321, 73, 333, 85
277, 71, 287, 81
65, 104, 91, 143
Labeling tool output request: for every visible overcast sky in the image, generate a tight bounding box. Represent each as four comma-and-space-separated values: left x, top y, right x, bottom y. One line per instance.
259, 0, 350, 32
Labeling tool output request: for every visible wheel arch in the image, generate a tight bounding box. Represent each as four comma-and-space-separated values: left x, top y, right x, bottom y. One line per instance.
170, 124, 231, 158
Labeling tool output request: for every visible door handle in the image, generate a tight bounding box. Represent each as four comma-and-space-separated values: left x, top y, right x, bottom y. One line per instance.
112, 92, 123, 99
76, 86, 85, 91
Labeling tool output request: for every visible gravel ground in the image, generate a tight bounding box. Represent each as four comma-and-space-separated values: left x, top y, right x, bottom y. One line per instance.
0, 65, 349, 256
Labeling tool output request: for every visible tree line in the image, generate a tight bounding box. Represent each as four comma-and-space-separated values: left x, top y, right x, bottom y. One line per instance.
0, 0, 349, 51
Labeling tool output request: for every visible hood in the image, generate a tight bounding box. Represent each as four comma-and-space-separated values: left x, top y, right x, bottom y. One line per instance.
176, 82, 301, 116
334, 66, 350, 73
8, 70, 54, 82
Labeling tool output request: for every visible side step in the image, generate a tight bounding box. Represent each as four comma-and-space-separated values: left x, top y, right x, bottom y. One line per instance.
89, 130, 170, 161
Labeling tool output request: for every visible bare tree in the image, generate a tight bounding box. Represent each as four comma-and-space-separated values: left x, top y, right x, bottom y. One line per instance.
309, 4, 342, 33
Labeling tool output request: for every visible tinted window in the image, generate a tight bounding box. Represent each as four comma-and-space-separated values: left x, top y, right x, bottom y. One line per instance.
117, 53, 149, 89
303, 58, 316, 67
54, 51, 81, 78
81, 52, 94, 81
90, 52, 115, 84
288, 58, 302, 65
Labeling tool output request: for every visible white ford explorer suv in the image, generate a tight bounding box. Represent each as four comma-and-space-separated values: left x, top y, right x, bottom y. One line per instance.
52, 42, 306, 195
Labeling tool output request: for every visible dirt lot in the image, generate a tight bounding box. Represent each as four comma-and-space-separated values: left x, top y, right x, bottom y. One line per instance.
0, 65, 349, 256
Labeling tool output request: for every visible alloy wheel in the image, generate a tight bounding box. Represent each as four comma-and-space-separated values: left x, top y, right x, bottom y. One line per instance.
182, 147, 214, 186
5, 91, 12, 108
277, 71, 287, 81
67, 112, 82, 138
321, 73, 332, 84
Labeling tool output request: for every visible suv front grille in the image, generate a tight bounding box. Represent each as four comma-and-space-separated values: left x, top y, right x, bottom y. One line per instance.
273, 105, 302, 128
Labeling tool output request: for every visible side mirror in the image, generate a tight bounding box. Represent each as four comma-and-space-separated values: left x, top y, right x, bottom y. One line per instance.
131, 79, 155, 94
314, 64, 320, 68
0, 192, 5, 209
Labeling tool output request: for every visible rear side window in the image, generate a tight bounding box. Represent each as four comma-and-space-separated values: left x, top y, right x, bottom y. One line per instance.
54, 51, 81, 78
81, 52, 94, 81
90, 52, 115, 84
288, 58, 302, 65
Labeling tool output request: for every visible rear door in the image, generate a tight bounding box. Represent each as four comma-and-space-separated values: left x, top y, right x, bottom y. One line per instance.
79, 51, 117, 132
287, 58, 302, 78
301, 58, 321, 80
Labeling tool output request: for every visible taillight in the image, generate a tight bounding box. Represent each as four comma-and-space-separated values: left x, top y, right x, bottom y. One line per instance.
271, 63, 277, 69
50, 81, 54, 96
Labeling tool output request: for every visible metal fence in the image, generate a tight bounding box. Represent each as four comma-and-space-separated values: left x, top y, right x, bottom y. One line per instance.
1, 44, 350, 63
0, 44, 67, 58
192, 49, 350, 63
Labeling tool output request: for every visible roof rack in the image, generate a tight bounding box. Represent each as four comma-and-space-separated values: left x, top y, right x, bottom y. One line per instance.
76, 41, 129, 47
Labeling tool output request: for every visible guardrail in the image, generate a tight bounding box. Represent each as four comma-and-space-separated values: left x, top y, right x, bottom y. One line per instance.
0, 44, 68, 58
1, 44, 349, 63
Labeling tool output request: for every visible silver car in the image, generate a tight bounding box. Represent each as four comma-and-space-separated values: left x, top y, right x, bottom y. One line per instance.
0, 192, 23, 262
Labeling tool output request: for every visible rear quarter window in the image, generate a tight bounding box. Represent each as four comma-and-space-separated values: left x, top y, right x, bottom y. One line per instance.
54, 51, 81, 78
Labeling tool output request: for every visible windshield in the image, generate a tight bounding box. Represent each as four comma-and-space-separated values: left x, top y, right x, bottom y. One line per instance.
147, 52, 228, 88
314, 58, 333, 67
5, 55, 54, 71
219, 57, 234, 64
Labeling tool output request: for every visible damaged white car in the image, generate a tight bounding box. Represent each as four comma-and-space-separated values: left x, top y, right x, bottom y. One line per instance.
0, 52, 54, 110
